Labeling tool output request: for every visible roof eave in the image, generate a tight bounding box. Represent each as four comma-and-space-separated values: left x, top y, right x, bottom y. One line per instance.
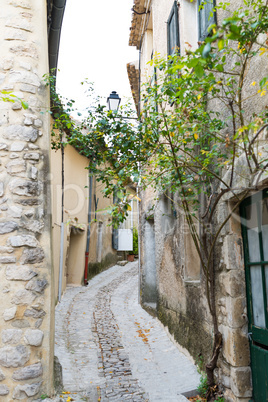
129, 0, 147, 49
127, 61, 139, 115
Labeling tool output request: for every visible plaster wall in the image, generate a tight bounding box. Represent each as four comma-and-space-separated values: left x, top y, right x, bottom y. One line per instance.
51, 144, 118, 295
0, 0, 54, 399
51, 144, 89, 295
139, 0, 173, 82
143, 218, 157, 305
140, 0, 199, 81
140, 186, 213, 365
87, 179, 117, 271
180, 0, 199, 53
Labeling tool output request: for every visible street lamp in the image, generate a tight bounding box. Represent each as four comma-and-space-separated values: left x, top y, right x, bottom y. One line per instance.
107, 91, 121, 112
107, 91, 138, 120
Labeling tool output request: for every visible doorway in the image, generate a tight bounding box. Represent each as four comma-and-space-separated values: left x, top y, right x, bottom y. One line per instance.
143, 218, 157, 308
240, 189, 268, 401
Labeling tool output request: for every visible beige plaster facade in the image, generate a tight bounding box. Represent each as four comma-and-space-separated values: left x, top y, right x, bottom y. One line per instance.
51, 143, 119, 301
128, 0, 268, 400
0, 0, 54, 399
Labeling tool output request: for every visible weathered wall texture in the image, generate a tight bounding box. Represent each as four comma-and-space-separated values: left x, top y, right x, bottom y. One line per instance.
51, 144, 118, 296
0, 0, 54, 399
51, 144, 89, 297
128, 0, 261, 400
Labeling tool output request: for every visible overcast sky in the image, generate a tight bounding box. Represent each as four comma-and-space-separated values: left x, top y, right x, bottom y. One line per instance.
56, 0, 138, 114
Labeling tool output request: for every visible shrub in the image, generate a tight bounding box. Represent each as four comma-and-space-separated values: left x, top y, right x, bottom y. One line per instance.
133, 226, 138, 255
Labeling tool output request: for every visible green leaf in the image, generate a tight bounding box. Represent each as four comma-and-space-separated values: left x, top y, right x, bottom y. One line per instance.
227, 24, 241, 40
251, 21, 258, 29
21, 101, 28, 110
216, 64, 224, 72
202, 42, 211, 58
195, 64, 204, 78
117, 191, 124, 200
218, 38, 224, 51
260, 76, 268, 89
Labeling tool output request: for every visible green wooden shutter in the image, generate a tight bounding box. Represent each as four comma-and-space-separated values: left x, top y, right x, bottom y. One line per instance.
240, 189, 268, 402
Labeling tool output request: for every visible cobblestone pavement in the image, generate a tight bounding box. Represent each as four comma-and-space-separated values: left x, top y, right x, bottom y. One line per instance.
45, 262, 200, 402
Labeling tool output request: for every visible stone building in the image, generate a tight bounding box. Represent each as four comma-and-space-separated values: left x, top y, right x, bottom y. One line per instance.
0, 0, 63, 399
128, 0, 268, 401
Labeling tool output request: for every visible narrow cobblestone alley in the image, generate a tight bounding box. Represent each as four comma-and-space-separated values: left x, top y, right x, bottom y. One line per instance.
47, 262, 200, 402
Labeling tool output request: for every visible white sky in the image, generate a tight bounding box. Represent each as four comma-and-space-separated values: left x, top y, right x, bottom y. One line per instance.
57, 0, 138, 114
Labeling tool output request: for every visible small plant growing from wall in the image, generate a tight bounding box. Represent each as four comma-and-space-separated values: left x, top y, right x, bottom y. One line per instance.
0, 90, 28, 109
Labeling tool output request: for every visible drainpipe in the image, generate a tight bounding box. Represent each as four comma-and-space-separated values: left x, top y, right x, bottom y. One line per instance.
49, 0, 66, 302
137, 29, 144, 304
137, 180, 141, 304
84, 172, 93, 285
58, 142, 64, 302
48, 0, 67, 75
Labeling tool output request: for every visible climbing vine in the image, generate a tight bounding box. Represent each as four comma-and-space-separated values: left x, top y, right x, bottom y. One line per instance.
43, 74, 81, 149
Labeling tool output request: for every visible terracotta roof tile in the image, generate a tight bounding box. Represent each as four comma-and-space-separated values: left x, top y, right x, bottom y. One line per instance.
129, 0, 147, 49
127, 61, 139, 114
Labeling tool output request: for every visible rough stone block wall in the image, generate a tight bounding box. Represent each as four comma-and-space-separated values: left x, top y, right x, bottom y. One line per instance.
0, 0, 54, 400
216, 202, 252, 401
140, 187, 252, 401
139, 189, 213, 362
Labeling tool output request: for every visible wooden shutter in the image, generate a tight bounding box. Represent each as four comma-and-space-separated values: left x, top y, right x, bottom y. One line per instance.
112, 227, 119, 250
198, 0, 216, 41
167, 1, 180, 56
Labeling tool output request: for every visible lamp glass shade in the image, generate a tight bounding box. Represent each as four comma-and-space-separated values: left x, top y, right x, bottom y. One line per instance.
107, 91, 121, 112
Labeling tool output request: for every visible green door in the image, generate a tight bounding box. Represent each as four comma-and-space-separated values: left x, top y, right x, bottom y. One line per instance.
240, 189, 268, 401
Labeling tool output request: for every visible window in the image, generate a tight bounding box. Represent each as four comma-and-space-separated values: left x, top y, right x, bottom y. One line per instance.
167, 1, 180, 56
198, 0, 216, 42
150, 50, 158, 113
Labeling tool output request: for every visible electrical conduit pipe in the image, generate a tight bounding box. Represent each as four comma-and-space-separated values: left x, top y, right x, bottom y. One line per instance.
84, 172, 93, 285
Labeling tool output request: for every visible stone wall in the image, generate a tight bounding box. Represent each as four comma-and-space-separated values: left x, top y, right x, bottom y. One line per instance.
131, 0, 258, 401
139, 188, 214, 368
216, 203, 252, 401
0, 0, 54, 400
140, 197, 252, 401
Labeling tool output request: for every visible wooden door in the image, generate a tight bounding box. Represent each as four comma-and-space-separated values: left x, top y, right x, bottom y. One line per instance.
240, 189, 268, 401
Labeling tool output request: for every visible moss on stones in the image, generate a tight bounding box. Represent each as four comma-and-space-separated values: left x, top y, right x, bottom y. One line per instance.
157, 302, 212, 369
87, 253, 119, 280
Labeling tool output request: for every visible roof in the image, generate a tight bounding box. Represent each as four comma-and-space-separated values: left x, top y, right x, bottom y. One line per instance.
127, 61, 139, 115
129, 0, 150, 49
